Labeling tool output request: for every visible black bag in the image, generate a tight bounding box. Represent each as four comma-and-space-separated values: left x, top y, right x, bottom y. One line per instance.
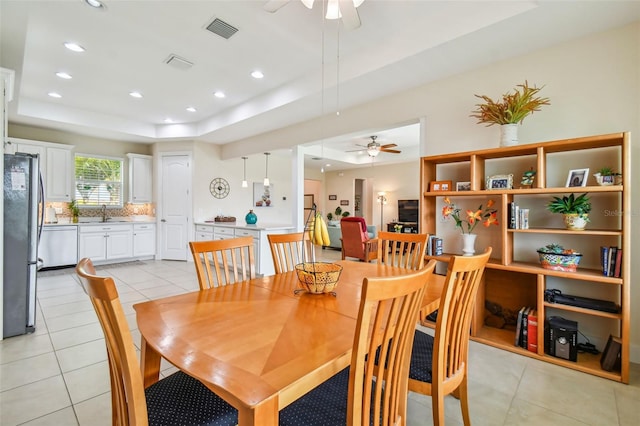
544, 289, 619, 313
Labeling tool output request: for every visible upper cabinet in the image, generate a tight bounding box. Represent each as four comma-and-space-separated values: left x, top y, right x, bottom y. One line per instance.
8, 138, 74, 202
127, 153, 152, 203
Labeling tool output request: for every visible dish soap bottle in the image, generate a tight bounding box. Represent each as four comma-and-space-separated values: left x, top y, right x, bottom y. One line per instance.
245, 210, 257, 225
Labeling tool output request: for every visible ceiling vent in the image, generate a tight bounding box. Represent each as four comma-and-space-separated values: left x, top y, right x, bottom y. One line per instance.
165, 54, 194, 71
206, 18, 238, 39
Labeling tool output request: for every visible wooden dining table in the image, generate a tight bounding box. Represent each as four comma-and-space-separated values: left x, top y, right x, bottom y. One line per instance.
134, 260, 443, 426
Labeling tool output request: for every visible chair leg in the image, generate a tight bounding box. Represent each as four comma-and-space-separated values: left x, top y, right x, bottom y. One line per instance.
459, 377, 471, 426
432, 389, 445, 426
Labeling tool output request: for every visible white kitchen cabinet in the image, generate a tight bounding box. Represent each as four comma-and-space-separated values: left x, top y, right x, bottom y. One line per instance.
133, 223, 156, 257
127, 153, 153, 203
79, 224, 133, 263
46, 146, 73, 201
195, 224, 214, 241
234, 228, 261, 277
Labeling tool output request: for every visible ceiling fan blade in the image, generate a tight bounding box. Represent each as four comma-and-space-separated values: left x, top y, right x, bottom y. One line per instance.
264, 0, 291, 13
338, 0, 361, 30
380, 148, 401, 154
380, 143, 397, 149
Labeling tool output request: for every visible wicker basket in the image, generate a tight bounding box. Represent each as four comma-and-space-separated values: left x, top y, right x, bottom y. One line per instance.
295, 262, 343, 294
537, 251, 582, 272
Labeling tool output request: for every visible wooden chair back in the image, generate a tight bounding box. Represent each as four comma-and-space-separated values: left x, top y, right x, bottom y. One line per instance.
267, 232, 314, 274
76, 258, 148, 425
409, 248, 492, 426
349, 259, 437, 425
377, 231, 429, 270
340, 219, 378, 262
189, 237, 255, 290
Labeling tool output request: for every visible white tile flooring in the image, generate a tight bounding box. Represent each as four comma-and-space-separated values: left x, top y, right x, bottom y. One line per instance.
1, 248, 638, 425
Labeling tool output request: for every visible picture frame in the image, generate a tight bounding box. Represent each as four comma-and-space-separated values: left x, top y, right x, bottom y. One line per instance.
486, 174, 513, 190
429, 180, 453, 192
456, 181, 471, 191
566, 168, 589, 187
303, 194, 314, 210
340, 200, 349, 206
328, 194, 337, 200
253, 182, 274, 207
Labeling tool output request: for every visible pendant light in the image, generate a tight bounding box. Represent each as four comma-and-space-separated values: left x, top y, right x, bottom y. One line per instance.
241, 156, 248, 188
263, 152, 271, 186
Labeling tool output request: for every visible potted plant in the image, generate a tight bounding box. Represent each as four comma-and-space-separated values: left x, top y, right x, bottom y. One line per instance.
470, 81, 550, 147
593, 167, 622, 186
546, 193, 591, 230
68, 200, 80, 223
537, 244, 582, 272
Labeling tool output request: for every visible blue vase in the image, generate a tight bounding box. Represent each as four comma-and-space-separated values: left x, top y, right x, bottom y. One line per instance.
245, 210, 257, 224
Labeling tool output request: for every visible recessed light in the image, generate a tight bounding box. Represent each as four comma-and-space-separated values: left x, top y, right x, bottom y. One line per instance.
48, 92, 62, 98
251, 70, 264, 79
64, 42, 85, 52
56, 72, 72, 79
129, 91, 143, 98
84, 0, 106, 10
214, 91, 225, 98
164, 118, 174, 123
325, 164, 331, 167
186, 107, 197, 112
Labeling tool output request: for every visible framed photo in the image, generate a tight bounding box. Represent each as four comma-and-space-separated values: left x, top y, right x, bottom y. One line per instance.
486, 174, 513, 190
254, 182, 274, 207
566, 168, 589, 187
328, 194, 337, 200
340, 200, 349, 206
303, 194, 314, 210
429, 180, 453, 192
456, 181, 471, 191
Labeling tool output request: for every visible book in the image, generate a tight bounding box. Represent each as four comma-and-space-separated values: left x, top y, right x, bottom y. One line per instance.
601, 246, 609, 276
527, 309, 538, 353
509, 202, 517, 229
520, 208, 530, 230
614, 249, 622, 278
521, 307, 531, 349
608, 247, 617, 277
600, 334, 622, 371
514, 205, 520, 229
434, 238, 443, 256
514, 307, 526, 346
607, 246, 616, 277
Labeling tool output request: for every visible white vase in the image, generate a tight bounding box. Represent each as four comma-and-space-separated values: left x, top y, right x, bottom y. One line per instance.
500, 124, 518, 147
462, 233, 477, 256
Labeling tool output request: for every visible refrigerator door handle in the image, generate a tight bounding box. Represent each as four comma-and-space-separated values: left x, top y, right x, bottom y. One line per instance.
37, 257, 44, 271
38, 172, 45, 244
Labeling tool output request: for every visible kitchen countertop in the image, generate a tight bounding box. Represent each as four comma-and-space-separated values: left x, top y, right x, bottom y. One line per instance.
44, 216, 156, 226
195, 221, 294, 231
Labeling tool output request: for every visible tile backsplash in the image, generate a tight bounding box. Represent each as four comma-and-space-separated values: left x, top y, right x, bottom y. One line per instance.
48, 202, 155, 219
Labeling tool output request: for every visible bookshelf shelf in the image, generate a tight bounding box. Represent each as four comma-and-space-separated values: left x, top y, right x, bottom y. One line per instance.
420, 132, 630, 383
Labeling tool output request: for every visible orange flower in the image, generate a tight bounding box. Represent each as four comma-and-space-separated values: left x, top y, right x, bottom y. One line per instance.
466, 209, 483, 224
442, 205, 454, 217
483, 212, 499, 227
487, 199, 495, 208
442, 197, 499, 234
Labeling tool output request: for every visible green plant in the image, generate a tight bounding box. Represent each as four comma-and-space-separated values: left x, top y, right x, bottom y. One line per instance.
326, 212, 334, 221
470, 81, 550, 126
442, 197, 499, 234
341, 211, 350, 218
546, 193, 591, 218
68, 200, 80, 217
334, 206, 342, 217
596, 167, 620, 177
537, 244, 580, 255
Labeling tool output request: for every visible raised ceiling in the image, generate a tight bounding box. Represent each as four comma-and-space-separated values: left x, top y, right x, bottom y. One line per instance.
2, 0, 639, 163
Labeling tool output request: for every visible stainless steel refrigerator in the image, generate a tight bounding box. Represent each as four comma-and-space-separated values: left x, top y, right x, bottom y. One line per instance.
3, 152, 43, 338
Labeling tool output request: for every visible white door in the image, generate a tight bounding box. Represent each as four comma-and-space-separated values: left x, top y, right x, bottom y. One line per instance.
160, 154, 191, 260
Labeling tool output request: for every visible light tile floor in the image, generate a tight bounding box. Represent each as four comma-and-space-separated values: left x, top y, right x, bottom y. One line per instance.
1, 248, 638, 425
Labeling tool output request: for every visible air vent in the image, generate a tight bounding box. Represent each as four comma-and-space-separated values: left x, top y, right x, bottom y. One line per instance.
165, 54, 193, 71
206, 18, 238, 39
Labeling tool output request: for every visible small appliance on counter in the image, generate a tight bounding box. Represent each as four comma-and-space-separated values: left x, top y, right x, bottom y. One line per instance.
45, 206, 58, 223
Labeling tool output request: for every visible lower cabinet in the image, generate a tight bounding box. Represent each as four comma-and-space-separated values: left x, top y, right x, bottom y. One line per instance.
133, 224, 156, 257
79, 224, 134, 263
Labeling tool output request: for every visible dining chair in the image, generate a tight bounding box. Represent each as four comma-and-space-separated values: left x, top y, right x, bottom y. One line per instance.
340, 216, 378, 262
75, 258, 238, 426
279, 259, 438, 425
409, 248, 492, 426
377, 231, 429, 270
267, 232, 314, 274
189, 236, 255, 290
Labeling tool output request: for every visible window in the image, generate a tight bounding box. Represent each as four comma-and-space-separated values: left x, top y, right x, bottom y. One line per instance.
75, 154, 123, 207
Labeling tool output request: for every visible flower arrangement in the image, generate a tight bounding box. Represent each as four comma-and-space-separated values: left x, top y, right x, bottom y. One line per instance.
442, 197, 499, 234
393, 224, 403, 233
470, 81, 550, 126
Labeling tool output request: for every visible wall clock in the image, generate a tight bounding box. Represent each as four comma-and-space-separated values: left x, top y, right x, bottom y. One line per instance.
209, 177, 230, 199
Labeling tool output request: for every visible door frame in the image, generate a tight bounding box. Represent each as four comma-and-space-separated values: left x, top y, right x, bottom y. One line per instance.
156, 151, 193, 261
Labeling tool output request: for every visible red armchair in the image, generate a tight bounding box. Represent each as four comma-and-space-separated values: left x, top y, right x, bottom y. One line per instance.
340, 217, 378, 262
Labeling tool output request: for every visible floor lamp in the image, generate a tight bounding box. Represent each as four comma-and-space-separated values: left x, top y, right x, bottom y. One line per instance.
377, 192, 387, 230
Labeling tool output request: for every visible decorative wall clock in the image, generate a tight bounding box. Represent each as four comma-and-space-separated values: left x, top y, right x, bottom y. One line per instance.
210, 177, 230, 199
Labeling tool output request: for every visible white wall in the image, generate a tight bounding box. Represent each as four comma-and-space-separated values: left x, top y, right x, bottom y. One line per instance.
224, 23, 640, 362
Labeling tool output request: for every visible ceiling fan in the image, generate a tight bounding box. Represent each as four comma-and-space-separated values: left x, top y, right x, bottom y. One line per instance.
264, 0, 365, 30
347, 136, 401, 157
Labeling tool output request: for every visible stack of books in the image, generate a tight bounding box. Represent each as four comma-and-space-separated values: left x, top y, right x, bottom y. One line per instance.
426, 235, 443, 256
507, 202, 529, 229
600, 246, 622, 277
514, 307, 538, 353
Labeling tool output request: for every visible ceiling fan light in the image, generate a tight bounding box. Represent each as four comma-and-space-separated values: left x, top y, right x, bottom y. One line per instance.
353, 0, 365, 7
326, 0, 341, 19
367, 146, 380, 157
301, 0, 314, 9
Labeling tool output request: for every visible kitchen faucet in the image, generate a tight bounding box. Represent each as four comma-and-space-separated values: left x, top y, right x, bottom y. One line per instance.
101, 204, 108, 222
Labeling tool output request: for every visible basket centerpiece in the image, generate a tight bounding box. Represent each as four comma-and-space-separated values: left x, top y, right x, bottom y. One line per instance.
537, 244, 582, 272
295, 262, 343, 295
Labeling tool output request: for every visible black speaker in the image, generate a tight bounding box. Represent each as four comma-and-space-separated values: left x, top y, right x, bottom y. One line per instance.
545, 316, 578, 362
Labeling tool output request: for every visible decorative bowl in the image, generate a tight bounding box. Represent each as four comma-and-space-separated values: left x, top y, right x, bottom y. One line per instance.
294, 262, 343, 295
593, 173, 622, 186
537, 251, 582, 272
